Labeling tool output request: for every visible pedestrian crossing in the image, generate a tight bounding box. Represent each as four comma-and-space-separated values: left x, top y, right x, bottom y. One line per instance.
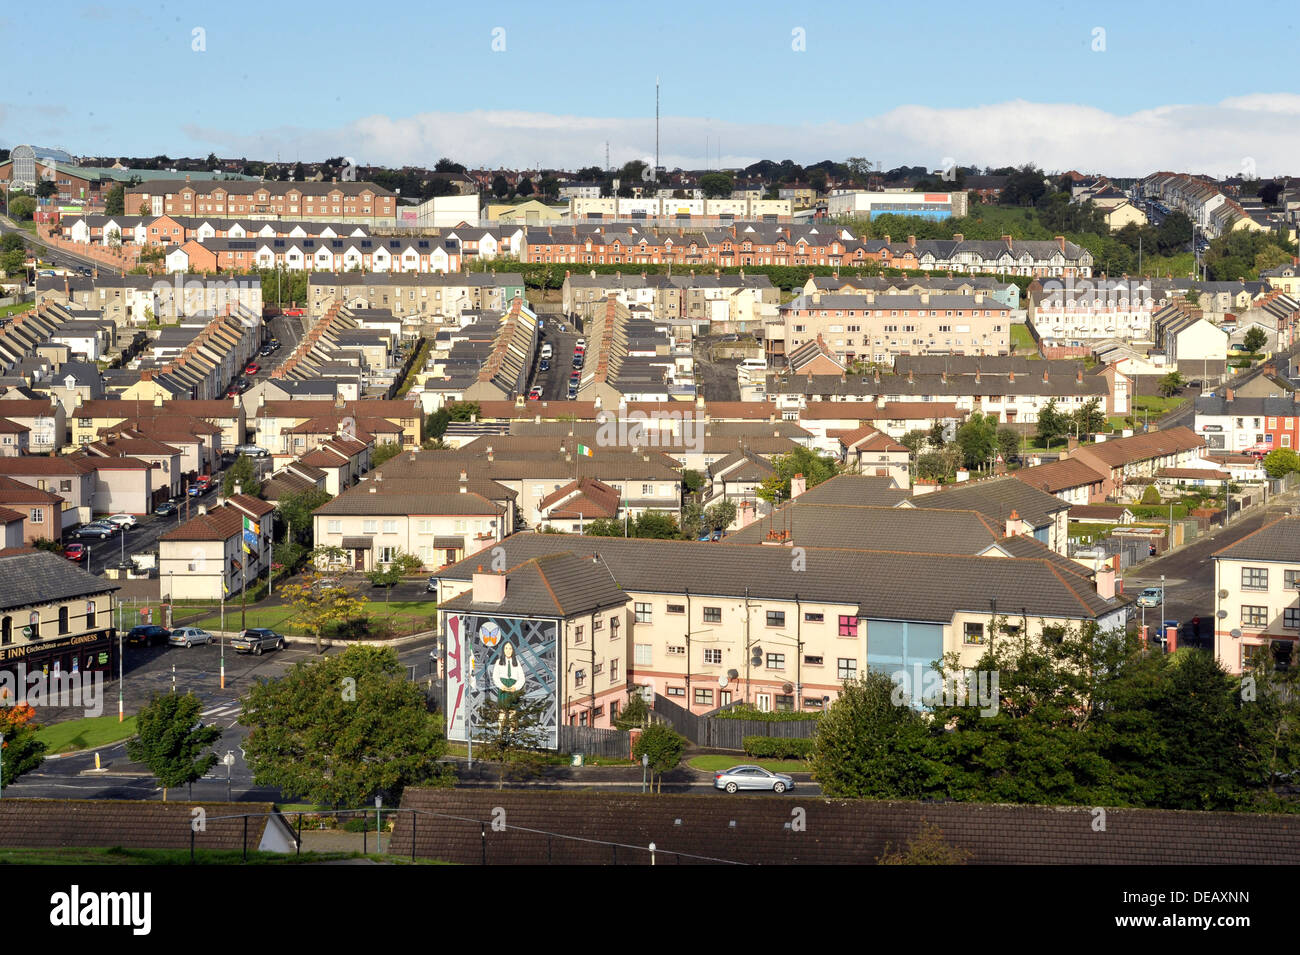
201, 701, 241, 723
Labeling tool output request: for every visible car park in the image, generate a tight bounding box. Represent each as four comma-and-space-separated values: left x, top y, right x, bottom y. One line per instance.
232, 628, 286, 655
127, 625, 171, 647
714, 765, 795, 794
168, 627, 214, 648
105, 513, 138, 530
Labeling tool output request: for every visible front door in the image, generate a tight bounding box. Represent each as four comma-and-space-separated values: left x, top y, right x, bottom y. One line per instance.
354, 549, 364, 571
756, 693, 771, 712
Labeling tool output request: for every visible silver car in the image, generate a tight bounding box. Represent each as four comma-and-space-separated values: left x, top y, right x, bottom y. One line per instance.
169, 627, 214, 648
714, 764, 795, 794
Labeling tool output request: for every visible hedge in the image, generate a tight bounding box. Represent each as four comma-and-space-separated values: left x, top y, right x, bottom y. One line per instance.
714, 705, 820, 722
743, 736, 815, 760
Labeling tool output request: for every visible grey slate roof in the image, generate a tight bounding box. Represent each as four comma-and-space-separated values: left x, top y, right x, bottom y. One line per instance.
1213, 516, 1300, 563
910, 476, 1068, 529
724, 504, 1002, 553
440, 552, 629, 617
789, 474, 908, 507
0, 550, 119, 611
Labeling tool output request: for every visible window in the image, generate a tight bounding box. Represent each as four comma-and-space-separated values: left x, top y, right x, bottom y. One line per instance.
58, 606, 69, 635
1285, 570, 1300, 591
766, 653, 785, 670
609, 700, 620, 722
635, 602, 652, 623
804, 654, 824, 666
59, 480, 71, 493
362, 520, 377, 534
593, 662, 603, 676
1285, 608, 1300, 630
574, 625, 584, 643
609, 617, 620, 639
86, 600, 95, 629
775, 694, 795, 712
1, 616, 9, 645
694, 688, 714, 706
667, 686, 686, 697
703, 648, 722, 665
766, 610, 785, 628
634, 644, 652, 666
382, 520, 397, 534
1242, 567, 1269, 591
593, 617, 603, 632
610, 658, 619, 681
667, 645, 685, 655
30, 508, 44, 524
963, 622, 987, 645
838, 615, 859, 637
703, 607, 721, 624
837, 658, 857, 680
1242, 605, 1268, 628
574, 669, 586, 687
666, 603, 684, 614
804, 612, 824, 622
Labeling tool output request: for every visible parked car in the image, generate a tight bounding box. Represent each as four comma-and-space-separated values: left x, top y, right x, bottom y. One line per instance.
73, 523, 114, 540
268, 337, 281, 348
168, 627, 214, 648
105, 513, 138, 530
64, 542, 85, 561
244, 361, 260, 375
714, 765, 795, 794
575, 338, 586, 349
127, 625, 171, 647
155, 500, 178, 516
426, 576, 438, 593
225, 385, 241, 398
1135, 587, 1162, 608
539, 358, 550, 372
232, 628, 286, 655
234, 444, 269, 458
527, 386, 544, 400
187, 484, 207, 497
259, 344, 275, 357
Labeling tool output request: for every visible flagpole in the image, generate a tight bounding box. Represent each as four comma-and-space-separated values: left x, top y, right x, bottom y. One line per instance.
220, 586, 226, 689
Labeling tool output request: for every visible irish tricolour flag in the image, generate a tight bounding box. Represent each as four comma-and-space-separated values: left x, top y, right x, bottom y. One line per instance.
576, 444, 594, 457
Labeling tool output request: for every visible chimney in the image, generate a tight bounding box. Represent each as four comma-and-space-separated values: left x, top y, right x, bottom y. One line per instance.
369, 485, 377, 493
1096, 566, 1116, 600
408, 451, 416, 462
907, 235, 916, 248
974, 368, 981, 384
1226, 388, 1235, 401
472, 566, 507, 603
153, 393, 163, 407
1056, 235, 1066, 254
953, 233, 964, 242
486, 444, 494, 462
907, 369, 914, 384
1001, 234, 1013, 249
883, 234, 891, 246
459, 469, 467, 483
375, 470, 383, 482
790, 472, 807, 499
233, 482, 242, 497
1076, 368, 1083, 384
1008, 370, 1014, 383
1005, 509, 1020, 537
1043, 367, 1049, 384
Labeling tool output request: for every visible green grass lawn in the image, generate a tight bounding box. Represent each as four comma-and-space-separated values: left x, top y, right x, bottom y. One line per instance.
1131, 394, 1186, 416
184, 599, 437, 636
689, 755, 811, 774
35, 715, 138, 754
0, 301, 33, 318
1010, 324, 1037, 354
1067, 522, 1116, 544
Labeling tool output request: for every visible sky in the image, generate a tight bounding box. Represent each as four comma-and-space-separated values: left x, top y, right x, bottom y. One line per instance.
3, 0, 1300, 177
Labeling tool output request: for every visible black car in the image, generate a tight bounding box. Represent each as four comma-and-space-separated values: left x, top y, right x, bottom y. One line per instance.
155, 501, 178, 516
539, 358, 550, 372
127, 625, 171, 647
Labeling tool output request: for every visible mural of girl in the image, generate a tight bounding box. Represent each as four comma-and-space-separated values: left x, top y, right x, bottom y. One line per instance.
491, 641, 524, 705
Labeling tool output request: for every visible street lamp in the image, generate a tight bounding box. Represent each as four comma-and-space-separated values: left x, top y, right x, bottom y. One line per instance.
1160, 574, 1167, 649
641, 752, 649, 794
222, 750, 235, 802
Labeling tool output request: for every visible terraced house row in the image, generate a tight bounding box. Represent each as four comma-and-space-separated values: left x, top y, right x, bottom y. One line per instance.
123, 177, 398, 225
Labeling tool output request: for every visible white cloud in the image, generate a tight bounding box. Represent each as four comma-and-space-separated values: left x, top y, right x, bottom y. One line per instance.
173, 93, 1300, 179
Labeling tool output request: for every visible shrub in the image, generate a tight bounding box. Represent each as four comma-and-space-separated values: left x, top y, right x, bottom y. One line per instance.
1140, 484, 1162, 505
742, 736, 815, 760
714, 704, 819, 722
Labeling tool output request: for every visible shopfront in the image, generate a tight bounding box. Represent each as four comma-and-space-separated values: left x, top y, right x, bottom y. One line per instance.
0, 624, 118, 686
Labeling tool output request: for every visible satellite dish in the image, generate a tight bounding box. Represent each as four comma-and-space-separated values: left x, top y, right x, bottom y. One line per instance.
1230, 629, 1243, 639
1217, 610, 1228, 619
1218, 589, 1229, 599
717, 674, 729, 689
726, 669, 739, 681
782, 683, 794, 695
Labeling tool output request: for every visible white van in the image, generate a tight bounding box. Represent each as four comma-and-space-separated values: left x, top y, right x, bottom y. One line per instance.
740, 358, 767, 371
540, 343, 553, 360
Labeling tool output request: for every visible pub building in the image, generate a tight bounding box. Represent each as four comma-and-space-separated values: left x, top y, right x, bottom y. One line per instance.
0, 550, 120, 689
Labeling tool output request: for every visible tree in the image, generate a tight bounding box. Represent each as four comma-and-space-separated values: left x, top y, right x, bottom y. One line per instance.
1237, 645, 1300, 795
0, 703, 46, 788
756, 446, 840, 504
900, 429, 929, 456
1157, 370, 1185, 398
206, 152, 219, 171
915, 447, 961, 483
1242, 326, 1269, 354
474, 690, 551, 789
104, 183, 125, 215
125, 692, 221, 801
702, 499, 738, 535
491, 175, 510, 199
280, 571, 367, 654
996, 426, 1021, 465
613, 690, 650, 730
698, 172, 734, 199
812, 671, 936, 799
35, 180, 57, 199
1262, 447, 1300, 479
221, 453, 262, 497
425, 401, 479, 441
954, 411, 998, 470
1035, 398, 1069, 449
371, 442, 404, 469
681, 468, 705, 494
275, 487, 332, 548
631, 722, 686, 793
434, 157, 466, 174
1072, 398, 1107, 438
878, 820, 973, 865
241, 645, 452, 805
1155, 211, 1193, 255
515, 177, 534, 197
7, 195, 35, 221
367, 549, 424, 603
106, 227, 121, 248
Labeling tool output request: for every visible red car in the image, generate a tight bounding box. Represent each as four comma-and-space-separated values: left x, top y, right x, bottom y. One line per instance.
64, 542, 85, 561
244, 362, 260, 375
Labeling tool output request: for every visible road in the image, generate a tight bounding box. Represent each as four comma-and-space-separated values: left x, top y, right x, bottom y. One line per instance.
0, 213, 124, 276
532, 324, 579, 400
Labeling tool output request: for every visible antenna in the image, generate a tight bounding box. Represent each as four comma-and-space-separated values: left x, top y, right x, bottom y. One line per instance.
655, 76, 660, 176
605, 141, 610, 174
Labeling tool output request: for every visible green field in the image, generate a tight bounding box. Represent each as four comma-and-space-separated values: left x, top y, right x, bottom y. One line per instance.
688, 755, 811, 774
0, 301, 34, 318
35, 715, 138, 754
184, 600, 437, 637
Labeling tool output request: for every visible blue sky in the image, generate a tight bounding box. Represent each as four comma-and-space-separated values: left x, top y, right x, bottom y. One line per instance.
4, 0, 1299, 175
